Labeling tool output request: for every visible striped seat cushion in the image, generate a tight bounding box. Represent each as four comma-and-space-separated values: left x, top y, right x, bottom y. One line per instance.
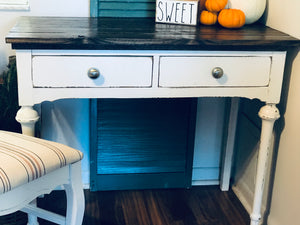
0, 131, 83, 194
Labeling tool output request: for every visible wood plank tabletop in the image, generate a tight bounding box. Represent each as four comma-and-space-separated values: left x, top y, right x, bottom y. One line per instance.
5, 17, 300, 51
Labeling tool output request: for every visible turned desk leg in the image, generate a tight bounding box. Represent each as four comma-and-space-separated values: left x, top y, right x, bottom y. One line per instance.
250, 104, 280, 225
15, 106, 39, 136
15, 106, 40, 225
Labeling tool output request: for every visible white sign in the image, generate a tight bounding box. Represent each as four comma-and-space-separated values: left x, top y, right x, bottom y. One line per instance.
156, 0, 198, 25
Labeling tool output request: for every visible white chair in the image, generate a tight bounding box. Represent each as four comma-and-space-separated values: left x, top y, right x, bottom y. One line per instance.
0, 130, 85, 225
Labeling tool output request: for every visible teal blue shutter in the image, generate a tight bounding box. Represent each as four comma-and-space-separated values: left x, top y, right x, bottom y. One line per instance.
90, 0, 156, 17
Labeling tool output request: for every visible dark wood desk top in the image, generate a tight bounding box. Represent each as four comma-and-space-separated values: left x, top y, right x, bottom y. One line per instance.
5, 17, 300, 51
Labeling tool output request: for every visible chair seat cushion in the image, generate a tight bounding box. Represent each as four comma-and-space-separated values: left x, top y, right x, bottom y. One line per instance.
0, 131, 83, 194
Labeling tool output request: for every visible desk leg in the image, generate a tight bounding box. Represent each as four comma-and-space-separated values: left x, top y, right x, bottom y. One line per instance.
15, 106, 39, 136
250, 104, 280, 225
220, 98, 240, 191
15, 106, 40, 225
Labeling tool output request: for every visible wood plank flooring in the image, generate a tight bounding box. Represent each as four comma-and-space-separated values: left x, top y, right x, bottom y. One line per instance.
37, 186, 250, 225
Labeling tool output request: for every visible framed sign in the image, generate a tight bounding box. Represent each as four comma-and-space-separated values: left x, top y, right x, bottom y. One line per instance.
156, 0, 198, 25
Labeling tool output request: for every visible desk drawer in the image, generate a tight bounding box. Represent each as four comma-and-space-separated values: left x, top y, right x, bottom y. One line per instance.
159, 56, 271, 87
32, 56, 153, 87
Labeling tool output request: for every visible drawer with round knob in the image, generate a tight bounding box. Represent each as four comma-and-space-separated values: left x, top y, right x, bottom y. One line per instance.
159, 56, 271, 87
32, 56, 153, 88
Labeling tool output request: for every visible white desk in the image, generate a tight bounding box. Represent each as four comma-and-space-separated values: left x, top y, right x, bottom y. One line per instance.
6, 17, 300, 225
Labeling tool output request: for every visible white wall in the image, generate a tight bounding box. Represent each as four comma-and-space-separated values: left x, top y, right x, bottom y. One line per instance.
192, 98, 226, 185
233, 0, 300, 225
265, 0, 300, 224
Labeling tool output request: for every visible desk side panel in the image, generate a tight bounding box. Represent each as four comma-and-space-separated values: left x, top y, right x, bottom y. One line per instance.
16, 50, 34, 106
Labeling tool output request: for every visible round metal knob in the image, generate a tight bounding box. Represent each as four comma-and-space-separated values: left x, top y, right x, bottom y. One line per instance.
212, 67, 224, 79
88, 68, 100, 79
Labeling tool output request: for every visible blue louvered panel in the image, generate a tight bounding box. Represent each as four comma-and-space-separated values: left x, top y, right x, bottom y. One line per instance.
91, 0, 156, 17
96, 99, 191, 175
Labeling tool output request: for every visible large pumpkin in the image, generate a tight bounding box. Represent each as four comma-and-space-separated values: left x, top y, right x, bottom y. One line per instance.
226, 0, 266, 24
218, 9, 245, 28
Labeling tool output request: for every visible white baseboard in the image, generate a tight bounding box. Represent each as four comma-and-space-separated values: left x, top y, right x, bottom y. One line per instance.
192, 180, 219, 186
83, 183, 90, 189
232, 184, 253, 215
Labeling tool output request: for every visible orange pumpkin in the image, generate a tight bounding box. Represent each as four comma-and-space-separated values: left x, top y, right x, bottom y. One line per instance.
205, 0, 228, 12
200, 10, 218, 25
218, 9, 246, 28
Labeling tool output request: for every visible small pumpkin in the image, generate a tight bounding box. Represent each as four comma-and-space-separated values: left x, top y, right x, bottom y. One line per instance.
218, 9, 245, 28
200, 10, 218, 25
205, 0, 228, 13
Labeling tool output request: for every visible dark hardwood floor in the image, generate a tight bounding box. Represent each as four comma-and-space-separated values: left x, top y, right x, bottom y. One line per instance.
37, 186, 250, 225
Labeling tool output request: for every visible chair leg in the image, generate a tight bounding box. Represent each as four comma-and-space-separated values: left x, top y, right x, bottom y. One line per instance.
27, 200, 39, 225
64, 162, 85, 225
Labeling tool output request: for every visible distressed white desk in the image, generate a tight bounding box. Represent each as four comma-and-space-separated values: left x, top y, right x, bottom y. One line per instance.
6, 17, 300, 225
